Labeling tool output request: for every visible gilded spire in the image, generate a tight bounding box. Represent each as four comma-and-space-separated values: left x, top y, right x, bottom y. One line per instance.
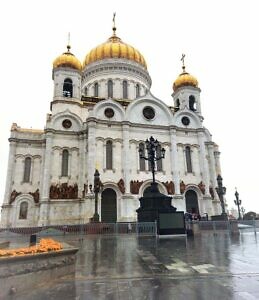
181, 53, 186, 72
112, 12, 117, 36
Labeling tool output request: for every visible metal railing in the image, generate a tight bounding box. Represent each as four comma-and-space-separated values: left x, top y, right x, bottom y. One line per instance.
186, 219, 259, 235
0, 222, 157, 237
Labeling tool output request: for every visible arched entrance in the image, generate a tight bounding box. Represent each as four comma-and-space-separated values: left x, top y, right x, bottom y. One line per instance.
185, 190, 199, 214
143, 185, 152, 197
101, 188, 117, 223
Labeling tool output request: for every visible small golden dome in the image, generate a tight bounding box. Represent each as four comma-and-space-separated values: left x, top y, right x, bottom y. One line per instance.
53, 45, 82, 71
173, 71, 198, 91
173, 55, 198, 91
83, 30, 147, 69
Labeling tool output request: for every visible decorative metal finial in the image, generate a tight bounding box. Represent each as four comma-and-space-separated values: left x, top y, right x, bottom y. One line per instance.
67, 32, 71, 52
181, 53, 186, 72
112, 12, 116, 35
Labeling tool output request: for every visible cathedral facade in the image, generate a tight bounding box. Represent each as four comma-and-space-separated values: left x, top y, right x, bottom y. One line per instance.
1, 24, 223, 227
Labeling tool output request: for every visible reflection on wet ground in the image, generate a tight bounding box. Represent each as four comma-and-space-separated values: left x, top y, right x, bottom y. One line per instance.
2, 232, 259, 299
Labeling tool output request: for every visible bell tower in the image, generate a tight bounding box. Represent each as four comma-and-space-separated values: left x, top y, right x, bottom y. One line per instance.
172, 54, 203, 121
52, 41, 82, 100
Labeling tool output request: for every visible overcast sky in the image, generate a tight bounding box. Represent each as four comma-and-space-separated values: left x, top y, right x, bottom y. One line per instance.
1, 0, 259, 215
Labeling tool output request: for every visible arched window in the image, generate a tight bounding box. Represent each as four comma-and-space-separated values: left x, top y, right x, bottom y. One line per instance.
189, 95, 196, 111
23, 157, 31, 182
61, 149, 69, 176
139, 143, 145, 171
94, 82, 99, 97
108, 80, 113, 98
63, 78, 73, 97
136, 84, 140, 98
106, 140, 113, 170
123, 80, 128, 99
19, 201, 28, 219
156, 145, 163, 171
185, 146, 192, 173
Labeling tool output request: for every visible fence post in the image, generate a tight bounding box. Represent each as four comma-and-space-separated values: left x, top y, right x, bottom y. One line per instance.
155, 220, 157, 237
253, 217, 257, 235
213, 221, 216, 235
227, 220, 230, 235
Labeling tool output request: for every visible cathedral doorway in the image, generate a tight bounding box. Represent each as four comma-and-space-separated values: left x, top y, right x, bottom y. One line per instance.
101, 188, 117, 223
143, 185, 152, 197
185, 190, 199, 214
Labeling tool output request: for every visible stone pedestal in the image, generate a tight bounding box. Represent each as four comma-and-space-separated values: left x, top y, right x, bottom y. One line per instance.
136, 182, 176, 223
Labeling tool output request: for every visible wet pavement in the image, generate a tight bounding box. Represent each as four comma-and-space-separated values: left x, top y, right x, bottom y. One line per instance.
3, 232, 259, 299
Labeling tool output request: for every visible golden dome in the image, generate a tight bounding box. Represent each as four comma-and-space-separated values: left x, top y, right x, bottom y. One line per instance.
53, 45, 82, 71
83, 29, 147, 69
173, 70, 198, 91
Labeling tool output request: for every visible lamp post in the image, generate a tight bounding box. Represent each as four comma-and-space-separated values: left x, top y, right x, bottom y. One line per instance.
139, 136, 165, 184
241, 207, 245, 220
92, 169, 101, 222
234, 189, 242, 220
216, 174, 227, 216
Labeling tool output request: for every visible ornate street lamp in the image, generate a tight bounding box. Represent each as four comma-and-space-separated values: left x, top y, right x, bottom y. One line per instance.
139, 136, 165, 184
234, 188, 242, 220
92, 169, 101, 222
216, 174, 227, 216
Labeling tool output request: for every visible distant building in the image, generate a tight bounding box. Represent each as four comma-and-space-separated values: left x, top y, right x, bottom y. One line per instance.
1, 22, 224, 227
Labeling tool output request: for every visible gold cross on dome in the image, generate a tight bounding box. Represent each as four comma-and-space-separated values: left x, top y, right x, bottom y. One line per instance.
181, 54, 186, 71
112, 12, 116, 35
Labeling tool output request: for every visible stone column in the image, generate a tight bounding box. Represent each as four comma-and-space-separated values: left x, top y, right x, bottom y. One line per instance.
198, 132, 210, 195
122, 123, 130, 193
208, 144, 217, 188
39, 132, 53, 225
86, 121, 96, 187
78, 133, 86, 198
3, 141, 16, 204
170, 129, 180, 194
214, 150, 221, 175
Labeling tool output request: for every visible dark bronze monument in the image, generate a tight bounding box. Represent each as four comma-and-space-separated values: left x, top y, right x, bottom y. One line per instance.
136, 136, 185, 234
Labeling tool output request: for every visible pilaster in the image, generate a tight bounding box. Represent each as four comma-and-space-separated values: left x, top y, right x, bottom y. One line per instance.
170, 129, 180, 194
198, 132, 210, 195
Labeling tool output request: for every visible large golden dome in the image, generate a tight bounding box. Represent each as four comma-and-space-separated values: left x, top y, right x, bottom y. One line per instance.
53, 45, 82, 71
83, 29, 147, 69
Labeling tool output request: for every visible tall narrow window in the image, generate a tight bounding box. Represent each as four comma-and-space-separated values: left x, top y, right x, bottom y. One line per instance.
123, 80, 128, 99
106, 140, 113, 170
84, 87, 88, 96
136, 84, 140, 98
63, 78, 73, 97
19, 201, 28, 219
108, 80, 113, 98
156, 145, 163, 171
23, 157, 31, 182
61, 149, 69, 176
185, 146, 192, 173
94, 82, 99, 97
175, 98, 180, 112
189, 95, 196, 111
139, 143, 145, 171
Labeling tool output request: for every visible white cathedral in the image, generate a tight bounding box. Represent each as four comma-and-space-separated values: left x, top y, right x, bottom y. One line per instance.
1, 22, 224, 227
